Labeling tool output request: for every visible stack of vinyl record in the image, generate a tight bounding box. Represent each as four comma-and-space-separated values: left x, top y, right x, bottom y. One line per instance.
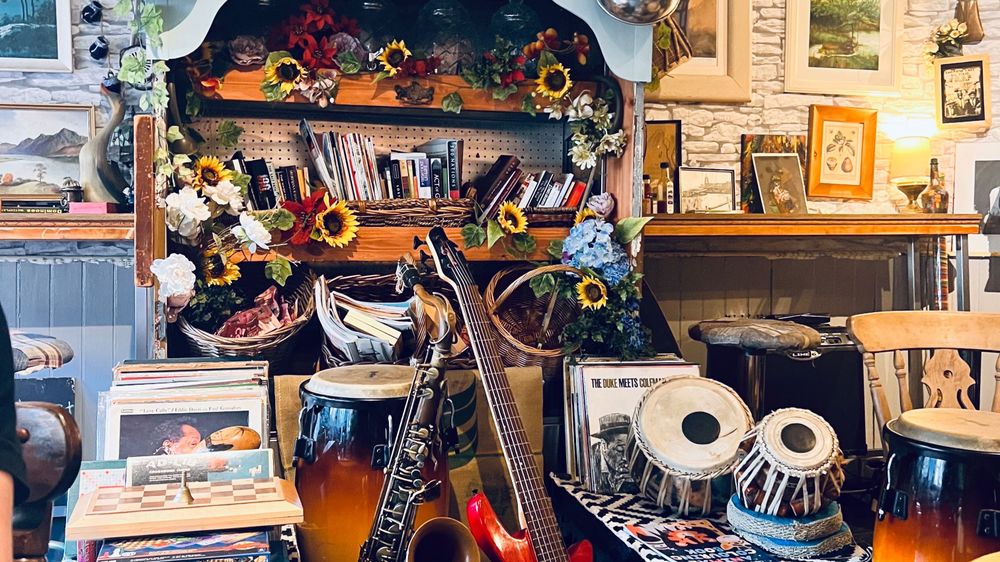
726, 495, 854, 559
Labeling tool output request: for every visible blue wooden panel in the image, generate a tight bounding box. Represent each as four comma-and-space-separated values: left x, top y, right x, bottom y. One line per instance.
81, 262, 118, 461
112, 265, 135, 370
0, 262, 18, 326
49, 262, 85, 380
17, 263, 51, 331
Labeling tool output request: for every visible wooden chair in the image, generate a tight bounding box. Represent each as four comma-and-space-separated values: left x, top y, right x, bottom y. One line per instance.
846, 311, 1000, 431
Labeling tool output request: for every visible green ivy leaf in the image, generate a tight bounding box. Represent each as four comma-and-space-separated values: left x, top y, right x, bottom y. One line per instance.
172, 153, 191, 167
538, 50, 559, 69
461, 223, 486, 248
264, 256, 293, 287
529, 273, 556, 298
138, 4, 164, 48
216, 120, 244, 149
111, 0, 132, 19
492, 83, 518, 101
166, 126, 184, 143
654, 21, 673, 51
231, 171, 251, 190
117, 50, 148, 84
336, 52, 362, 75
266, 208, 296, 231
373, 71, 392, 83
266, 50, 292, 66
260, 81, 286, 102
486, 219, 504, 248
510, 232, 536, 257
442, 92, 463, 114
547, 239, 564, 260
613, 216, 653, 244
185, 90, 203, 117
521, 94, 537, 117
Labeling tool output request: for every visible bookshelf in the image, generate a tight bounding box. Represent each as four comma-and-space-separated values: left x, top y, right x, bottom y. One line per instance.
0, 213, 135, 241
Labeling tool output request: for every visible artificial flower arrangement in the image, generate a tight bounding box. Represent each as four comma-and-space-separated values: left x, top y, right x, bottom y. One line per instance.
924, 18, 968, 61
460, 201, 536, 259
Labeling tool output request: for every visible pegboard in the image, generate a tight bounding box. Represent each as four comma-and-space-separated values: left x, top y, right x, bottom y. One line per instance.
195, 116, 567, 181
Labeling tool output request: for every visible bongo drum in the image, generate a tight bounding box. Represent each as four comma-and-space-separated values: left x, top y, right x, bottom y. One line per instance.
734, 408, 844, 518
626, 375, 753, 515
873, 408, 1000, 562
294, 365, 448, 562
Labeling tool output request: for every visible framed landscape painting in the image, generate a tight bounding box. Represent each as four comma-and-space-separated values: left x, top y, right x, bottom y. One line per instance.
0, 0, 72, 72
785, 0, 903, 95
0, 104, 95, 196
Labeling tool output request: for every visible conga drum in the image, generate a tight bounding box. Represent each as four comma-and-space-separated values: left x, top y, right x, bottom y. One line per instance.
294, 365, 449, 562
626, 376, 753, 515
873, 408, 1000, 562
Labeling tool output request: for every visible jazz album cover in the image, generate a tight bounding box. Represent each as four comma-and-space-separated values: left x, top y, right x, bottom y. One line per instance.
126, 449, 274, 486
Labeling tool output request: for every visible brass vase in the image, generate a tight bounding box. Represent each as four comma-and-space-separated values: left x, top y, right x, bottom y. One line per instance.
956, 0, 985, 45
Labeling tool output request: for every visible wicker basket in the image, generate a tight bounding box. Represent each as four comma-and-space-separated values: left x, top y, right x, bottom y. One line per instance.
177, 272, 316, 362
345, 198, 473, 227
526, 206, 577, 227
484, 264, 583, 369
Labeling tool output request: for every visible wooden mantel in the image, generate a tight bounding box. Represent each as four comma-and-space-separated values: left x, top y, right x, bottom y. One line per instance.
644, 214, 982, 238
0, 213, 135, 241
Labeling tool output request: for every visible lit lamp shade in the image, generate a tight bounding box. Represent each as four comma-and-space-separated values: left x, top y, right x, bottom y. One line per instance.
890, 136, 932, 185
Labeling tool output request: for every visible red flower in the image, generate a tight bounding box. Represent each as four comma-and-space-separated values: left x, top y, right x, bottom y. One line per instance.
285, 15, 313, 50
514, 55, 526, 65
282, 189, 328, 245
302, 0, 336, 32
511, 70, 525, 82
484, 52, 496, 63
302, 35, 338, 69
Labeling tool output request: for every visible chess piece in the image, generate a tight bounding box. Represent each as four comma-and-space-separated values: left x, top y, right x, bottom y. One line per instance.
173, 471, 194, 505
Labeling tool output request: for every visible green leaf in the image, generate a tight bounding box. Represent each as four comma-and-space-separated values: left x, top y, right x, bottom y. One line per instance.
336, 52, 362, 75
486, 219, 504, 248
166, 126, 184, 143
260, 81, 287, 102
111, 1, 132, 19
492, 84, 518, 101
538, 50, 559, 69
264, 256, 293, 287
150, 60, 169, 75
529, 273, 556, 298
547, 239, 564, 260
185, 90, 202, 117
654, 22, 673, 51
613, 216, 653, 244
172, 153, 191, 167
266, 50, 292, 66
216, 120, 244, 149
521, 94, 537, 117
461, 223, 486, 248
373, 71, 391, 83
266, 208, 296, 231
137, 4, 164, 48
510, 232, 536, 257
442, 92, 463, 114
231, 171, 251, 190
117, 50, 148, 84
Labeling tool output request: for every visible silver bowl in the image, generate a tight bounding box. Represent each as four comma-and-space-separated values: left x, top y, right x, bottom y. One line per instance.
595, 0, 682, 25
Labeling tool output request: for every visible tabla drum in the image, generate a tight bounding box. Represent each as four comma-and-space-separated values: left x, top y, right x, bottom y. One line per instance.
294, 365, 448, 562
873, 408, 1000, 562
734, 408, 844, 518
626, 376, 753, 515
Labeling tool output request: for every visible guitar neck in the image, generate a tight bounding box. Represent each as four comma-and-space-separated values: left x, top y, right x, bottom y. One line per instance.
453, 282, 568, 562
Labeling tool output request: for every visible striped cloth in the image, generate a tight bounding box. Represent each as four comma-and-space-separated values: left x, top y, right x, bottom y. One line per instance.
9, 331, 74, 375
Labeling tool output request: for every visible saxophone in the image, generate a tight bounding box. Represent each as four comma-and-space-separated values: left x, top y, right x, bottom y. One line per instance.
358, 259, 478, 562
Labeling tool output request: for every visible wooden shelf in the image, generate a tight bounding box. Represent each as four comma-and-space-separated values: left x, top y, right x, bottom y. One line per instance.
644, 214, 982, 238
0, 213, 135, 241
230, 226, 568, 264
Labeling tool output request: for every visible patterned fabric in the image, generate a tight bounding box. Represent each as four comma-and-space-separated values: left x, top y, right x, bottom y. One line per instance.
550, 475, 871, 562
9, 331, 74, 375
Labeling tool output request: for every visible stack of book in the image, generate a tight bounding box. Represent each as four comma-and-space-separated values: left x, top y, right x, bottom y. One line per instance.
229, 151, 314, 211
0, 192, 63, 213
315, 277, 415, 363
96, 530, 273, 562
475, 155, 587, 222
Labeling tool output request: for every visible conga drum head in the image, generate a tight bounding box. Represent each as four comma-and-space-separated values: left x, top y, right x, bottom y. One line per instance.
305, 364, 414, 400
636, 376, 753, 476
757, 408, 838, 474
889, 408, 1000, 454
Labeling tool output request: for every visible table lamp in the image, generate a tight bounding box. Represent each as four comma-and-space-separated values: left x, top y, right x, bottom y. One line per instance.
890, 136, 932, 213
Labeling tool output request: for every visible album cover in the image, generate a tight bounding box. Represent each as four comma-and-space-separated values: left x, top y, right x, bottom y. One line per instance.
66, 460, 127, 557
97, 530, 269, 562
126, 449, 274, 486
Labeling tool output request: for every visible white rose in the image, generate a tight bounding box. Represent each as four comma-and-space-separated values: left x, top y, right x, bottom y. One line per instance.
150, 253, 196, 302
203, 179, 245, 215
166, 187, 211, 223
231, 212, 271, 253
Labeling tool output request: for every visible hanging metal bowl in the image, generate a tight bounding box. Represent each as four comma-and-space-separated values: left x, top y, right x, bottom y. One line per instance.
595, 0, 682, 25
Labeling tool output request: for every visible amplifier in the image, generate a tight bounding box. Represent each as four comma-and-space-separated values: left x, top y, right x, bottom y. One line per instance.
704, 327, 867, 456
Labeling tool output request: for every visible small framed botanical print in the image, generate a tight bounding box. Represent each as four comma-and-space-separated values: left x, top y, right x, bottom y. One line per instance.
806, 105, 878, 200
677, 167, 737, 213
752, 154, 808, 214
934, 54, 992, 131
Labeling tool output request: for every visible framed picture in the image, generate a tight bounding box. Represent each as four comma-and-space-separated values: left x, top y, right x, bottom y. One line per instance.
643, 119, 681, 209
740, 134, 808, 213
0, 103, 95, 197
935, 54, 992, 131
647, 0, 751, 103
678, 166, 736, 213
0, 0, 72, 72
954, 142, 1000, 256
752, 153, 808, 214
785, 0, 903, 95
806, 105, 877, 199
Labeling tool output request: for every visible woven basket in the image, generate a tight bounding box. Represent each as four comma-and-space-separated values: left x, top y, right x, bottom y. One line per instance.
526, 206, 577, 227
177, 272, 316, 362
345, 198, 473, 227
484, 264, 583, 369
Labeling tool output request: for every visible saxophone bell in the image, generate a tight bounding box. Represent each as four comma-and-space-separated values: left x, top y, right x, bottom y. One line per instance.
406, 517, 480, 562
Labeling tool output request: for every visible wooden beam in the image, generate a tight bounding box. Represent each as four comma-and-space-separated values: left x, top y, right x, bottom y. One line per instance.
133, 115, 157, 287
0, 214, 134, 241
644, 214, 982, 237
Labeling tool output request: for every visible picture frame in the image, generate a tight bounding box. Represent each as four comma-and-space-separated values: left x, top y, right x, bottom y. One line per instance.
740, 134, 808, 213
752, 153, 809, 214
806, 105, 878, 200
677, 166, 737, 213
0, 103, 96, 197
953, 142, 1000, 256
0, 0, 73, 72
642, 119, 682, 210
934, 54, 992, 131
647, 0, 752, 103
785, 0, 904, 96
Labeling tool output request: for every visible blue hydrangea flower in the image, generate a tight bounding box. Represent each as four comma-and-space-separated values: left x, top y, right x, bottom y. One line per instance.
562, 218, 632, 284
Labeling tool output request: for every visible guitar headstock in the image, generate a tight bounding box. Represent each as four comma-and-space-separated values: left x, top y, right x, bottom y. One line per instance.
424, 226, 472, 291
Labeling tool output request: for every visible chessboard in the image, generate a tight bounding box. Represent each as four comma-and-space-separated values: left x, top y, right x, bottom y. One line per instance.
66, 477, 303, 540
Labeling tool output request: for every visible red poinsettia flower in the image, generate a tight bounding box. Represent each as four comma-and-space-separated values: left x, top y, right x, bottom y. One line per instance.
302, 0, 336, 32
285, 15, 314, 50
302, 35, 339, 69
282, 188, 328, 245
332, 16, 361, 37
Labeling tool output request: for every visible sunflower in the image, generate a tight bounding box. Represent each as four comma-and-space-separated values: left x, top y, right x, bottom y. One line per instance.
576, 276, 607, 310
193, 156, 232, 189
264, 56, 306, 95
377, 40, 411, 77
574, 208, 598, 225
202, 247, 241, 286
536, 63, 573, 100
314, 199, 359, 248
497, 202, 528, 234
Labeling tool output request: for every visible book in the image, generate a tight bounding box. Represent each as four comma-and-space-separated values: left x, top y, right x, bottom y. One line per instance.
415, 139, 463, 198
126, 449, 274, 486
517, 174, 539, 208
299, 119, 336, 195
416, 157, 432, 198
69, 202, 118, 214
388, 160, 404, 199
528, 170, 552, 208
565, 180, 588, 208
227, 152, 257, 211
342, 308, 403, 346
430, 157, 445, 198
479, 168, 523, 224
97, 530, 270, 562
244, 159, 276, 209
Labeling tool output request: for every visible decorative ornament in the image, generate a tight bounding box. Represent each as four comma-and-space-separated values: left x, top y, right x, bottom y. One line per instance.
81, 1, 103, 24
228, 35, 269, 67
394, 81, 435, 105
595, 0, 681, 25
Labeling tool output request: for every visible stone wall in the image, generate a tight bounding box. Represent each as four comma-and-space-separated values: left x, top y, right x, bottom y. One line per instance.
645, 0, 999, 213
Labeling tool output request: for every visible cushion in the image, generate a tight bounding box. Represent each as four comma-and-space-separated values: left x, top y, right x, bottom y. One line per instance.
10, 332, 74, 375
689, 319, 821, 352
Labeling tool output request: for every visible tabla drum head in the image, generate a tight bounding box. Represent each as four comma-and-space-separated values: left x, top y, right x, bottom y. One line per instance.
757, 408, 838, 473
890, 408, 1000, 454
635, 375, 753, 475
305, 364, 413, 400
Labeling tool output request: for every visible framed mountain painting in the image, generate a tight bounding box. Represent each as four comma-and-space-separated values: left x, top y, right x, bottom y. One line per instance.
0, 103, 95, 196
0, 0, 73, 72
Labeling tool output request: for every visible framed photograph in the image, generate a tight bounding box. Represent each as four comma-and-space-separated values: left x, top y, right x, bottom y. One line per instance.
954, 142, 1000, 256
0, 0, 72, 72
647, 0, 751, 103
740, 134, 808, 213
643, 119, 681, 208
785, 0, 903, 95
935, 54, 992, 131
677, 167, 736, 213
0, 103, 95, 197
806, 105, 877, 199
752, 153, 809, 214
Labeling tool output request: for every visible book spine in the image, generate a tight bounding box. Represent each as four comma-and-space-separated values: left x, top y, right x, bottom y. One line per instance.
265, 162, 283, 204
429, 158, 445, 198
565, 180, 587, 208
1, 206, 62, 213
449, 140, 462, 198
407, 160, 418, 198
389, 160, 404, 199
417, 158, 432, 198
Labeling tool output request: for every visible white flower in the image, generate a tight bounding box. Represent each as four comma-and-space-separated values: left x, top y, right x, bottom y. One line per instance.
570, 143, 597, 170
545, 103, 565, 120
597, 130, 627, 157
567, 92, 594, 121
150, 253, 196, 302
203, 179, 244, 215
231, 212, 271, 253
592, 104, 613, 130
